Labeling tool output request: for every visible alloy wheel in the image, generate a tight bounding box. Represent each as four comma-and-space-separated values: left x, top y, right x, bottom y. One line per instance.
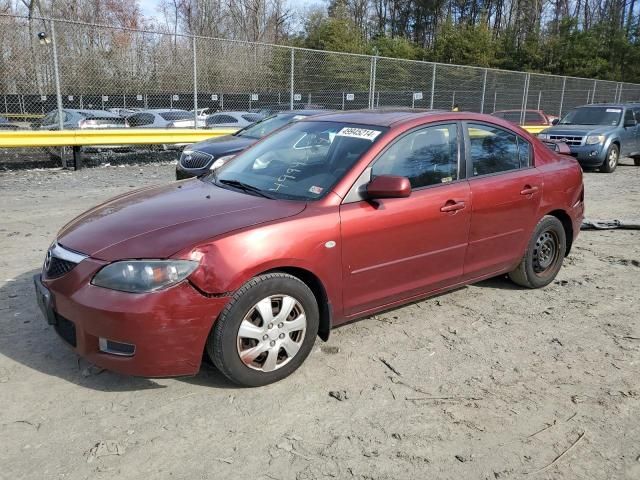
608, 148, 618, 169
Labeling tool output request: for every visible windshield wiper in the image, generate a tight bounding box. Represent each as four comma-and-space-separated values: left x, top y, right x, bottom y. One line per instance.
217, 179, 274, 199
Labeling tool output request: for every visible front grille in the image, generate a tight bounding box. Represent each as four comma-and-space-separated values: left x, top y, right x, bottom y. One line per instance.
54, 313, 77, 347
549, 135, 583, 146
45, 257, 77, 279
180, 150, 213, 169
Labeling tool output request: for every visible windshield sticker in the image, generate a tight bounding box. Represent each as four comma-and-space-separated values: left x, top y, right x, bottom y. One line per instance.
309, 185, 323, 195
336, 127, 381, 141
606, 108, 621, 113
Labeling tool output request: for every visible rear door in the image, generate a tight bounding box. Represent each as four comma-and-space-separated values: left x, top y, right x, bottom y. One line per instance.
462, 122, 542, 279
620, 108, 637, 156
340, 122, 471, 316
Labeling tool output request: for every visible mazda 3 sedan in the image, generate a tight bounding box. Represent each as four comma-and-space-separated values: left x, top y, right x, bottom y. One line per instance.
34, 110, 584, 387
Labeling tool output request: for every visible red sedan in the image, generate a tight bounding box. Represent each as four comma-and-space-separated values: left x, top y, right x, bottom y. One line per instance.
34, 110, 584, 386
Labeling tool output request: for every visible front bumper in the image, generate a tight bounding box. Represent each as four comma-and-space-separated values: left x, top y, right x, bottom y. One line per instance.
569, 144, 606, 167
35, 257, 230, 377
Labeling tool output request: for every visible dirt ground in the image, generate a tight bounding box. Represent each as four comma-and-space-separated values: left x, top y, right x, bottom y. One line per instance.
0, 158, 638, 480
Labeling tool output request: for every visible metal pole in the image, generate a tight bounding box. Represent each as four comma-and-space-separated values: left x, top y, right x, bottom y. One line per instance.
480, 68, 487, 113
290, 49, 295, 110
342, 92, 345, 110
368, 56, 374, 109
592, 80, 597, 104
559, 77, 566, 117
537, 90, 542, 110
192, 36, 198, 129
49, 20, 64, 131
520, 73, 530, 125
371, 54, 377, 110
493, 91, 497, 112
430, 64, 436, 109
618, 83, 623, 103
451, 91, 456, 110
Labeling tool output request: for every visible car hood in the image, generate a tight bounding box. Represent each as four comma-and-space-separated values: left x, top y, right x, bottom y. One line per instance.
190, 134, 256, 156
57, 180, 306, 261
543, 124, 613, 137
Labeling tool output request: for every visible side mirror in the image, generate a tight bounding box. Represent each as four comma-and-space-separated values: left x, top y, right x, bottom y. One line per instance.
625, 119, 637, 128
551, 118, 559, 126
366, 175, 411, 199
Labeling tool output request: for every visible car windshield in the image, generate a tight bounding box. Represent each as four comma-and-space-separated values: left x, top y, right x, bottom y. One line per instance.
236, 114, 302, 139
212, 121, 387, 201
160, 111, 192, 121
560, 107, 622, 126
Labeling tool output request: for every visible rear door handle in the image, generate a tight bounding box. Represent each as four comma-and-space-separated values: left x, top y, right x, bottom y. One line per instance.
520, 185, 539, 196
440, 200, 466, 213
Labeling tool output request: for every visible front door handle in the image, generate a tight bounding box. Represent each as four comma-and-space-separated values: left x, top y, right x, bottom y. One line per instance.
440, 200, 466, 213
520, 185, 539, 196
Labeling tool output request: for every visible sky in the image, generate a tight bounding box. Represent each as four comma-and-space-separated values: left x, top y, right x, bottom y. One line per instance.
138, 0, 322, 20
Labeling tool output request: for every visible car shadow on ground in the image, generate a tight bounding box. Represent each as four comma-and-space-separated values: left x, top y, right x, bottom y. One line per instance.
0, 269, 237, 392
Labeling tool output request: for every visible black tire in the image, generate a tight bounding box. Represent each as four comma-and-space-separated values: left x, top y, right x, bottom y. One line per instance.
207, 273, 319, 387
508, 216, 566, 289
600, 144, 618, 173
633, 156, 640, 167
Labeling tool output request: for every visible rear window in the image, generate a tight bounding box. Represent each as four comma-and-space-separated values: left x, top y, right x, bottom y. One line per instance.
159, 111, 192, 121
242, 114, 261, 123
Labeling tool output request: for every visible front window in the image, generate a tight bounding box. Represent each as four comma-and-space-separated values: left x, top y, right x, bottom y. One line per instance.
237, 114, 303, 140
560, 107, 622, 126
212, 121, 388, 200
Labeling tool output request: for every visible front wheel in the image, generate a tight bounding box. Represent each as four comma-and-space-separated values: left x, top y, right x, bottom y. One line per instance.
207, 273, 319, 387
508, 216, 567, 289
600, 144, 619, 173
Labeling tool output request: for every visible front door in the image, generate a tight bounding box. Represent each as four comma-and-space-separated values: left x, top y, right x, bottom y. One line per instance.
462, 122, 542, 279
340, 123, 471, 317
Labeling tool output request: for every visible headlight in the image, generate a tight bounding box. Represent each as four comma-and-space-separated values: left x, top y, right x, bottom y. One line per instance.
537, 133, 549, 140
92, 260, 199, 293
210, 154, 235, 170
585, 135, 605, 145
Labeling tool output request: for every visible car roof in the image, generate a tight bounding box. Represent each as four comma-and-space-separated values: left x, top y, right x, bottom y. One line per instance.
493, 109, 543, 113
275, 109, 333, 116
303, 108, 446, 127
65, 109, 119, 117
575, 103, 625, 109
209, 111, 251, 115
137, 109, 191, 113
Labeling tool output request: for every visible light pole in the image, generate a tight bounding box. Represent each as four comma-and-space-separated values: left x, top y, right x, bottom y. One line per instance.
38, 27, 64, 131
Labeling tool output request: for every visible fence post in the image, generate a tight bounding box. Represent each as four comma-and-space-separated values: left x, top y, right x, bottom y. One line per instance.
592, 79, 597, 104
192, 36, 198, 129
49, 19, 64, 131
537, 90, 542, 110
520, 73, 530, 125
368, 56, 374, 109
371, 53, 377, 109
618, 83, 623, 102
480, 68, 487, 113
290, 48, 295, 110
430, 64, 436, 109
559, 77, 566, 118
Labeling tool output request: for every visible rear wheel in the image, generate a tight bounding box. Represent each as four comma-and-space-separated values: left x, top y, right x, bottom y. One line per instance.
207, 273, 319, 387
600, 144, 618, 173
508, 216, 566, 289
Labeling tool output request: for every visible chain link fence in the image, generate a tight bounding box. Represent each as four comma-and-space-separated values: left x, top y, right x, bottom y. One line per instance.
2, 13, 640, 129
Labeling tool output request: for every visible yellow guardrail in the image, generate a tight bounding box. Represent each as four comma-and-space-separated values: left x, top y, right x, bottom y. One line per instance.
0, 124, 544, 150
521, 125, 547, 135
0, 128, 238, 148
